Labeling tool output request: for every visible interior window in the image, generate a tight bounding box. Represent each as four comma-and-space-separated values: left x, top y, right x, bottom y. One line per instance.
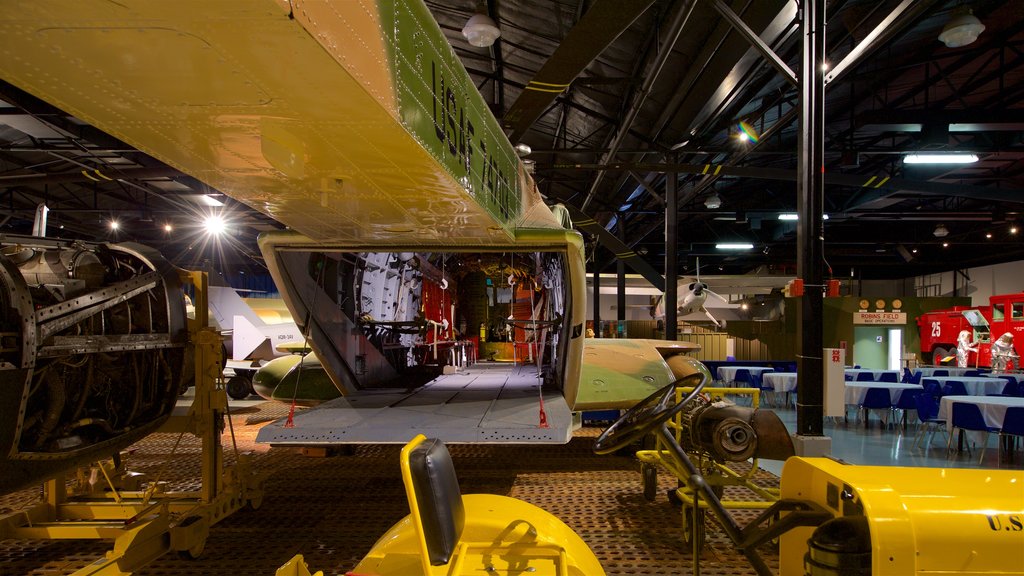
1013, 302, 1024, 320
993, 303, 1005, 321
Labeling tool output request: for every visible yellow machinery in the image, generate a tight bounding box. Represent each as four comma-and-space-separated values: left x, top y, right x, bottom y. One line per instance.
0, 271, 264, 574
635, 386, 793, 552
277, 434, 604, 576
595, 373, 1024, 576
780, 457, 1024, 576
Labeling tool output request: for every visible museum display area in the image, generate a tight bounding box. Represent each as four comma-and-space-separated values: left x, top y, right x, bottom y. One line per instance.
0, 0, 1022, 574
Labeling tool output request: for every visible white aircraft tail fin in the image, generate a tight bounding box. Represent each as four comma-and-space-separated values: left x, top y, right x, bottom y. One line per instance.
233, 314, 269, 361
208, 286, 265, 332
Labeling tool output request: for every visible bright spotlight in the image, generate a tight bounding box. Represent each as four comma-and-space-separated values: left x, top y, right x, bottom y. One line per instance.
164, 223, 174, 233
109, 220, 119, 230
737, 121, 759, 143
204, 215, 226, 235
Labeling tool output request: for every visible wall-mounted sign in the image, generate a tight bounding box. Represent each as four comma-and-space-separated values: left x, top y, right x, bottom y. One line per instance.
854, 312, 907, 325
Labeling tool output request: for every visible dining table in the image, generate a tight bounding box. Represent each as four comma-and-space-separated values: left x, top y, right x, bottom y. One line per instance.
761, 371, 798, 407
922, 376, 1011, 396
716, 366, 775, 385
843, 382, 920, 405
938, 394, 1024, 432
761, 372, 798, 393
844, 368, 901, 382
913, 366, 972, 377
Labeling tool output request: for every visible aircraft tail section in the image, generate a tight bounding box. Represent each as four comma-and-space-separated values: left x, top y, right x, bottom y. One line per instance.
208, 285, 266, 333
233, 315, 269, 362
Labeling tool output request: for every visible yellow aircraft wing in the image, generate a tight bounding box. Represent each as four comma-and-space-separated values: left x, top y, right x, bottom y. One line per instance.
0, 0, 560, 242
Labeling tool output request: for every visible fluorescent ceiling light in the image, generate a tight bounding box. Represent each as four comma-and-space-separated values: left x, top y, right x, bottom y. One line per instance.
185, 194, 225, 207
903, 153, 978, 164
778, 213, 829, 220
716, 243, 753, 250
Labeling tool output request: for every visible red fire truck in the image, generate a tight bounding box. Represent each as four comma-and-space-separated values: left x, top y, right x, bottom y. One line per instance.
917, 292, 1024, 368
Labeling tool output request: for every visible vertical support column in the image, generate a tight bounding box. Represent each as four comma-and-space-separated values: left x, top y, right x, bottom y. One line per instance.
796, 0, 826, 440
665, 157, 678, 341
592, 262, 601, 337
617, 221, 626, 325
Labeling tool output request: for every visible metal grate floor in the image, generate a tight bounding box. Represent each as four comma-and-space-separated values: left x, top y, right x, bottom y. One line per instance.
0, 402, 780, 576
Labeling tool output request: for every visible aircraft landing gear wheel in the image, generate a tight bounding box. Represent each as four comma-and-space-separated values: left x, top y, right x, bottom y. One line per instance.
227, 374, 252, 400
641, 463, 658, 502
932, 347, 949, 366
683, 505, 706, 553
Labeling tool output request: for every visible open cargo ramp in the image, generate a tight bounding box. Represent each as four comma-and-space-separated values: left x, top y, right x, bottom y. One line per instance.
256, 363, 573, 445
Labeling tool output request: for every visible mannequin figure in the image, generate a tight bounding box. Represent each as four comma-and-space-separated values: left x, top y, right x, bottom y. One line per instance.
990, 332, 1019, 372
955, 330, 979, 368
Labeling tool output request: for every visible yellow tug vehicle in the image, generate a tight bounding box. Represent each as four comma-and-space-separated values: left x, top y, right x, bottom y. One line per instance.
278, 434, 604, 576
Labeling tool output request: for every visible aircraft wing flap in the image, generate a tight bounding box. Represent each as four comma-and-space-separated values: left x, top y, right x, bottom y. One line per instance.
255, 364, 572, 444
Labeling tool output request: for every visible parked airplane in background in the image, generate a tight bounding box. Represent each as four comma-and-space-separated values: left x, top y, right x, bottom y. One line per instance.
207, 286, 304, 399
0, 0, 709, 447
653, 278, 730, 327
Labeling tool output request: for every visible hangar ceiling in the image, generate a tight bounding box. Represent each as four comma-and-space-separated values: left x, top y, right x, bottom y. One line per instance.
0, 0, 1022, 281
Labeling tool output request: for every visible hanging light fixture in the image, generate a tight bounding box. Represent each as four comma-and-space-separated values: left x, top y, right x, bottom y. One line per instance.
462, 13, 501, 47
933, 223, 949, 238
704, 193, 722, 209
938, 7, 985, 48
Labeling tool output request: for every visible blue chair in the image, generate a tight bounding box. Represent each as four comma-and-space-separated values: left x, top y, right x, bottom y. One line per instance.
893, 389, 922, 430
912, 393, 945, 450
932, 369, 949, 377
988, 380, 1019, 397
878, 371, 898, 383
999, 407, 1024, 463
860, 388, 892, 428
901, 368, 921, 384
731, 368, 754, 405
922, 379, 942, 398
964, 369, 982, 377
732, 368, 752, 388
754, 372, 777, 408
942, 380, 968, 397
856, 371, 875, 382
947, 403, 1000, 463
1001, 375, 1019, 386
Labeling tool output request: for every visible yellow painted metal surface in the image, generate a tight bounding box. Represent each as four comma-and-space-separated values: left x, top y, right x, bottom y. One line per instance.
275, 554, 323, 576
346, 434, 605, 575
0, 0, 559, 243
575, 339, 701, 410
780, 457, 1024, 576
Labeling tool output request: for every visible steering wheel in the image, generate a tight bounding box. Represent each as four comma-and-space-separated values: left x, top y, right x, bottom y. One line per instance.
593, 372, 708, 455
